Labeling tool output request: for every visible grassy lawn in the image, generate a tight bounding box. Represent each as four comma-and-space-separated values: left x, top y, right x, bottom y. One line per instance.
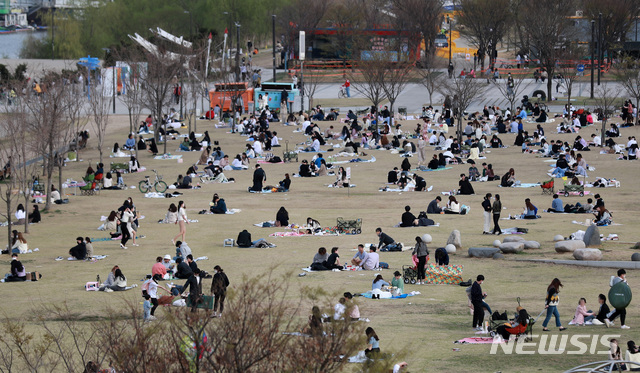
2, 112, 640, 371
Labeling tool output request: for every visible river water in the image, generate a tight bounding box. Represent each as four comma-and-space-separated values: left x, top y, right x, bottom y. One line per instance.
0, 31, 46, 59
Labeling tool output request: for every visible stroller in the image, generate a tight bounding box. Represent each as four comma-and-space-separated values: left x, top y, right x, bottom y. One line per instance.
489, 297, 545, 342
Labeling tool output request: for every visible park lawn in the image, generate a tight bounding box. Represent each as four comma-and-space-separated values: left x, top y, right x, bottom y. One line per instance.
2, 111, 640, 372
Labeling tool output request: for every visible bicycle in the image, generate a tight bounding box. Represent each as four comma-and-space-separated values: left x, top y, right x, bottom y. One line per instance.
138, 169, 168, 193
338, 85, 347, 99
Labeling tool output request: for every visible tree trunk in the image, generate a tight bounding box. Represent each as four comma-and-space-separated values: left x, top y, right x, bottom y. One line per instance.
128, 108, 133, 137
6, 190, 12, 250
457, 114, 463, 143
57, 154, 64, 205
23, 185, 29, 233
547, 74, 552, 102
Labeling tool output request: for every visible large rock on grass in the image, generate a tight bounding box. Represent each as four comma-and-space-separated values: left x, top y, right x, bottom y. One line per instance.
555, 240, 585, 253
583, 225, 601, 247
499, 242, 524, 254
523, 241, 541, 250
573, 248, 603, 261
493, 253, 505, 260
468, 247, 500, 258
553, 234, 565, 242
503, 236, 525, 243
446, 230, 462, 250
632, 253, 640, 262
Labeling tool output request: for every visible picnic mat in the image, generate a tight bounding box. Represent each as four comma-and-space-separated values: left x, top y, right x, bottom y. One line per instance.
424, 264, 463, 285
332, 156, 376, 164
572, 220, 621, 226
498, 183, 540, 188
454, 337, 503, 344
360, 291, 419, 299
153, 155, 182, 160
413, 167, 453, 172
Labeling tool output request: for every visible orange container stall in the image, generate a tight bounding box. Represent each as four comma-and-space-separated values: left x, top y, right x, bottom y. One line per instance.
208, 82, 254, 112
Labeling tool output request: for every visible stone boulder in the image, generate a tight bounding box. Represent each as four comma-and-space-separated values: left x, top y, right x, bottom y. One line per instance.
632, 253, 640, 262
553, 234, 565, 242
445, 244, 457, 254
523, 241, 541, 250
555, 240, 586, 253
421, 234, 433, 244
446, 230, 462, 250
499, 242, 525, 254
503, 236, 525, 243
573, 248, 603, 261
583, 225, 601, 247
468, 247, 500, 258
493, 253, 505, 260
493, 240, 501, 248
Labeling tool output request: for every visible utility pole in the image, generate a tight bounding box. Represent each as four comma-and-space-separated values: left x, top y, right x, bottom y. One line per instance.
590, 20, 595, 99
51, 0, 55, 60
299, 31, 305, 113
272, 15, 276, 82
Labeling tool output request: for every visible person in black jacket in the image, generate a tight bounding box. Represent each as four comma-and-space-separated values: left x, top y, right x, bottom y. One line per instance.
211, 265, 230, 317
182, 268, 203, 312
376, 228, 400, 251
186, 254, 199, 273
400, 206, 417, 227
458, 174, 475, 195
413, 174, 426, 192
593, 294, 611, 325
250, 164, 266, 192
237, 229, 252, 247
482, 193, 492, 234
471, 275, 486, 329
5, 253, 26, 282
387, 167, 399, 183
69, 236, 87, 260
427, 196, 443, 214
175, 257, 193, 279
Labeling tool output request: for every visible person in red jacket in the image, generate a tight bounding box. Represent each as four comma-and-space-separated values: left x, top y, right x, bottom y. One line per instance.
495, 309, 529, 341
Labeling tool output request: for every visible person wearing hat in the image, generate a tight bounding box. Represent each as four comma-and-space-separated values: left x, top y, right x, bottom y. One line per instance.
391, 271, 404, 294
152, 256, 167, 278
182, 268, 203, 312
69, 237, 87, 260
211, 265, 230, 317
162, 254, 175, 272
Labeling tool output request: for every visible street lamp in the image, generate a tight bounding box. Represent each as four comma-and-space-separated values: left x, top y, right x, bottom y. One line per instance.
447, 14, 452, 67
590, 20, 595, 99
102, 47, 116, 114
597, 13, 602, 86
272, 15, 276, 82
235, 22, 241, 82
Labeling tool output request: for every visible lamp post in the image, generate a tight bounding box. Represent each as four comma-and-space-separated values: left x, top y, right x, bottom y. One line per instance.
51, 0, 55, 60
598, 13, 602, 86
447, 15, 452, 67
102, 47, 116, 113
272, 15, 276, 82
590, 20, 595, 99
235, 22, 241, 82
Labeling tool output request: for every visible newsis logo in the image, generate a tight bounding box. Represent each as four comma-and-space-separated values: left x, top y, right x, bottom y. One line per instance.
490, 334, 620, 355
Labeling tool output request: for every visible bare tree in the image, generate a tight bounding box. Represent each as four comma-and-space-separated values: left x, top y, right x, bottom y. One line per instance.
350, 58, 387, 111
417, 58, 446, 106
583, 0, 640, 62
391, 0, 444, 62
89, 85, 112, 165
380, 61, 413, 115
24, 77, 76, 211
0, 272, 371, 372
457, 0, 511, 72
437, 74, 487, 142
594, 83, 620, 143
619, 65, 640, 126
516, 0, 575, 101
118, 62, 145, 136
491, 74, 531, 112
301, 68, 322, 111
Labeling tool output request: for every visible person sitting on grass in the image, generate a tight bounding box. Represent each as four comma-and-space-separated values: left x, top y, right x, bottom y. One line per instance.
547, 194, 565, 213
594, 205, 613, 226
444, 196, 461, 214
323, 247, 344, 270
391, 270, 405, 294
351, 244, 367, 267
4, 253, 26, 282
400, 205, 418, 227
427, 196, 444, 214
569, 297, 595, 326
362, 246, 380, 270
69, 236, 87, 260
495, 309, 529, 342
311, 247, 329, 271
522, 198, 539, 219
458, 174, 475, 195
100, 268, 136, 292
364, 327, 381, 358
501, 168, 516, 187
209, 193, 227, 214
372, 274, 389, 290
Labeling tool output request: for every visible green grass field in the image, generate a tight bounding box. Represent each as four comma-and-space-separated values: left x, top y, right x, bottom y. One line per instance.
2, 112, 640, 372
